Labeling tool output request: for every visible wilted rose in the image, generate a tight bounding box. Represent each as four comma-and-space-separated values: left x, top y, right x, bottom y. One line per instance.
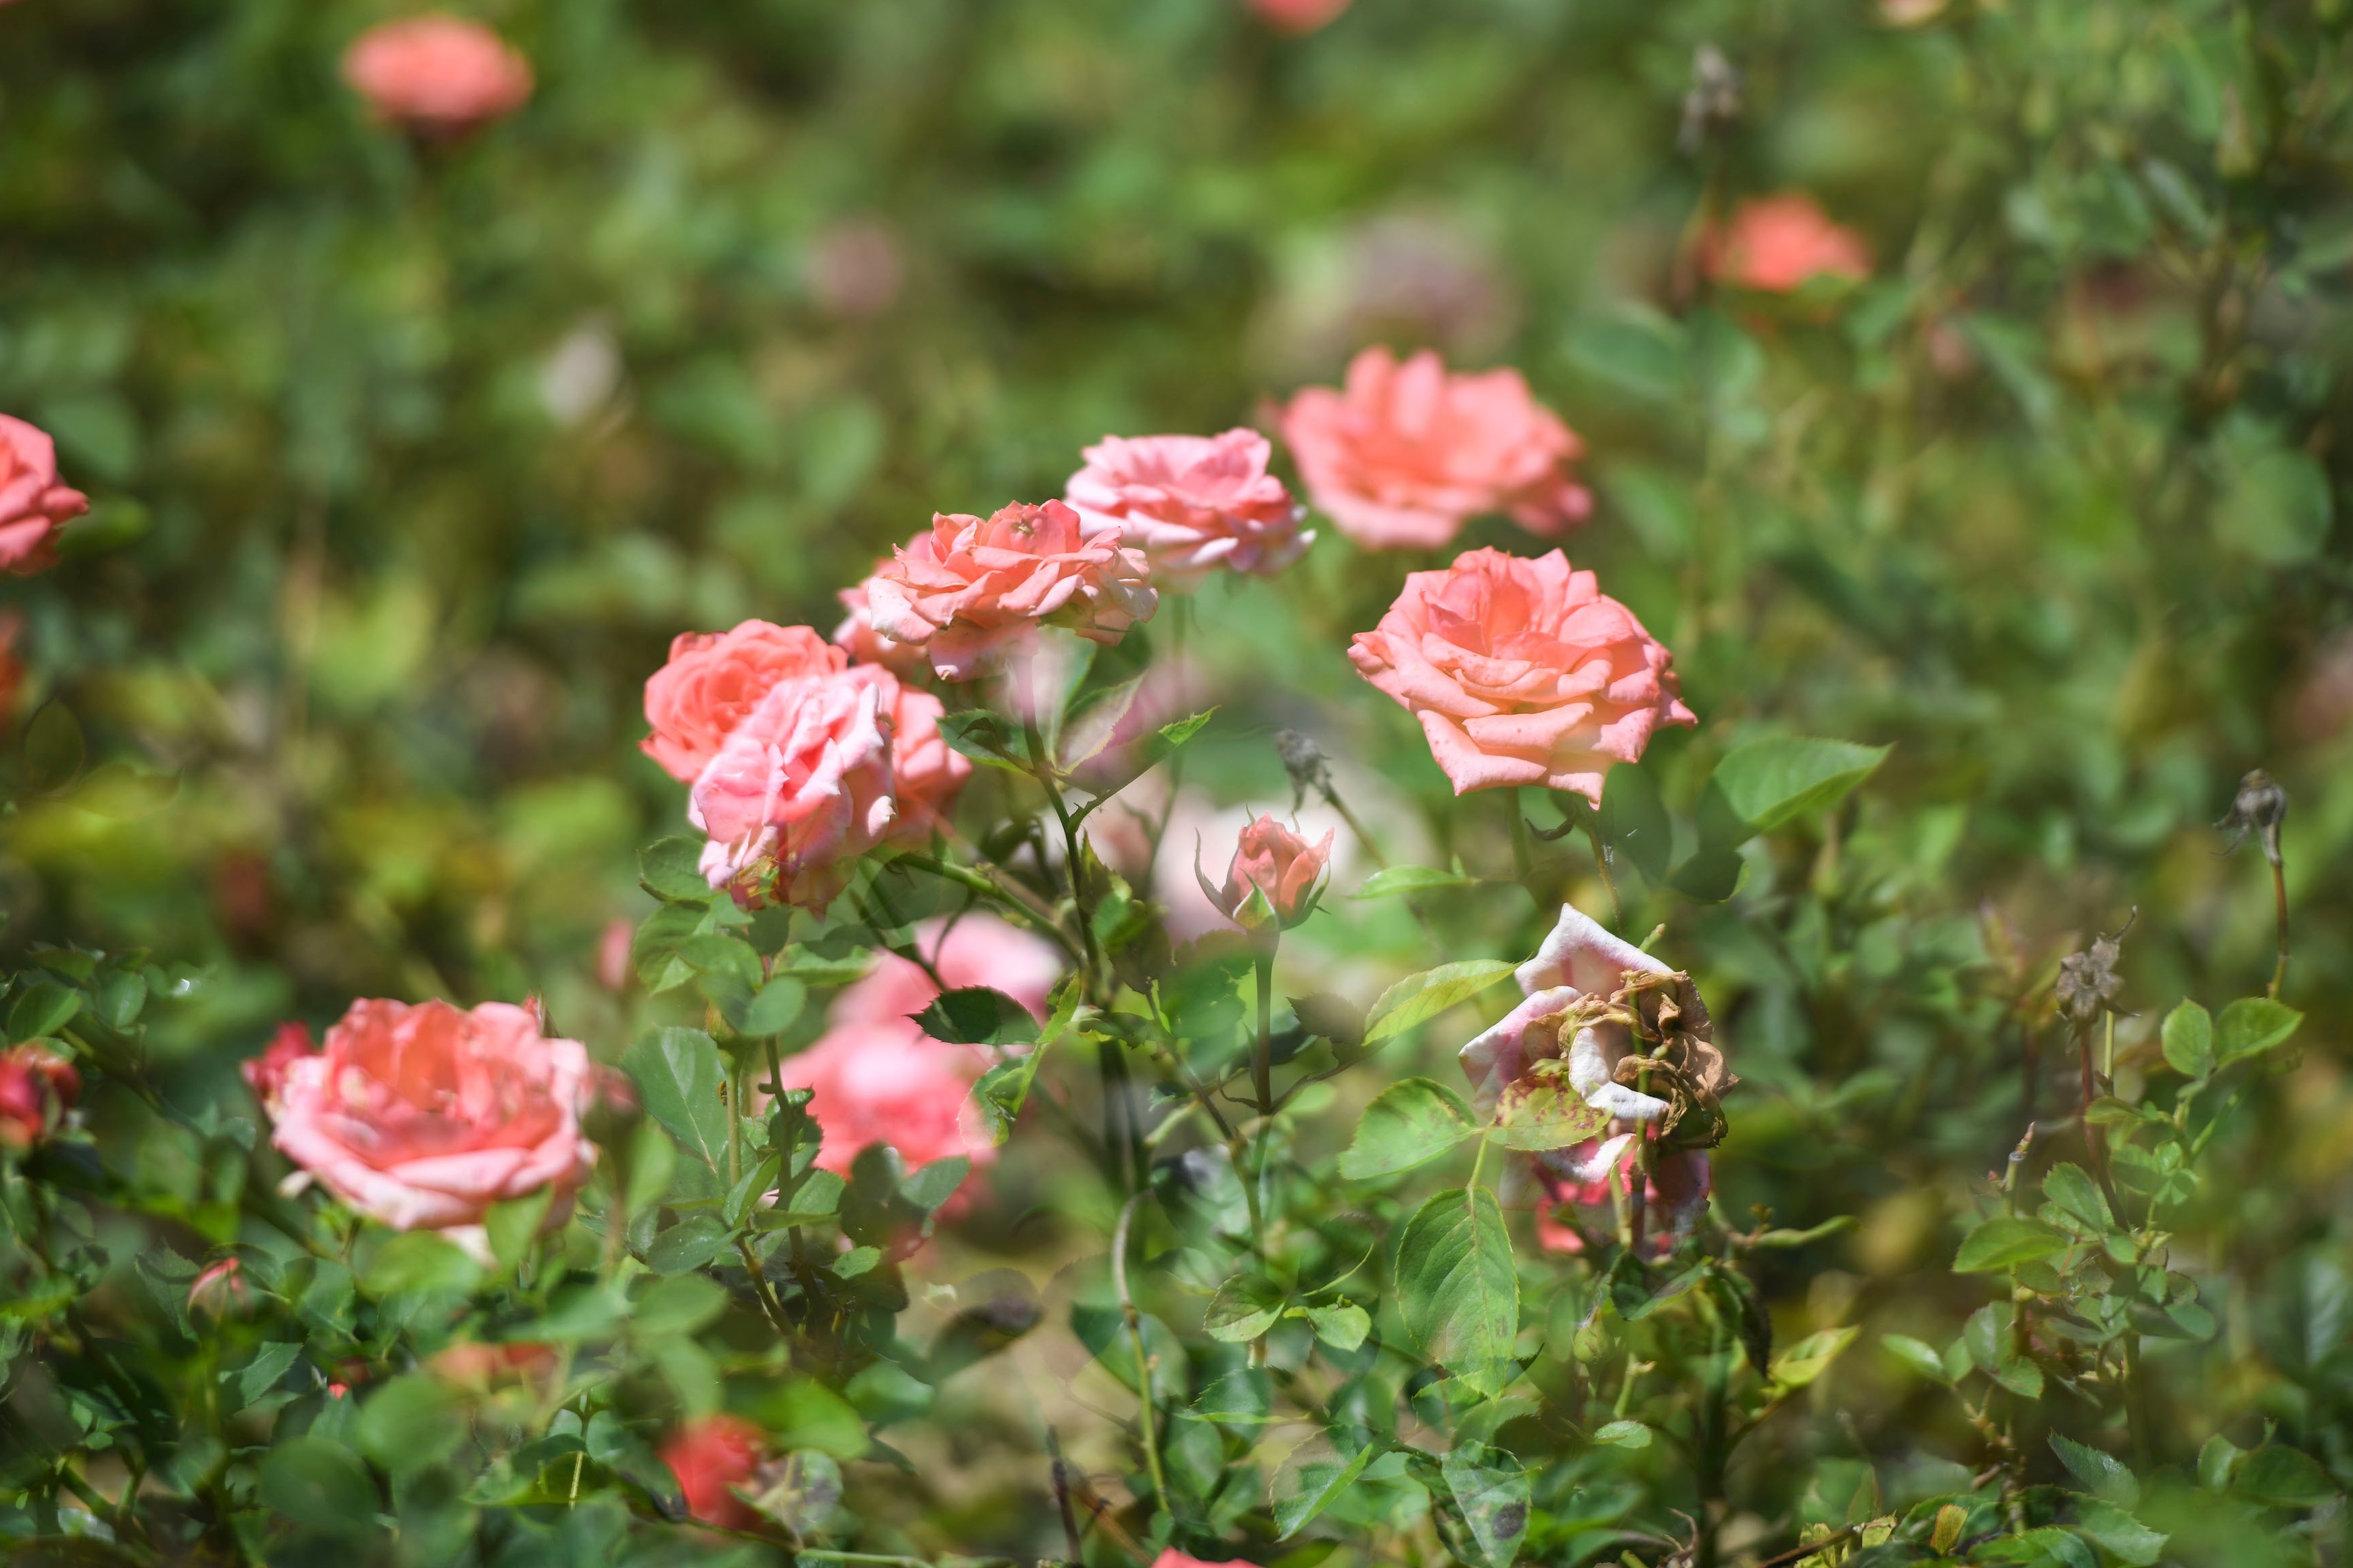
0, 1044, 79, 1150
341, 16, 532, 136
0, 415, 89, 577
1349, 547, 1694, 802
1702, 193, 1872, 293
1064, 429, 1310, 590
265, 999, 596, 1238
1280, 346, 1589, 550
1531, 1135, 1711, 1256
662, 1414, 767, 1530
858, 501, 1157, 682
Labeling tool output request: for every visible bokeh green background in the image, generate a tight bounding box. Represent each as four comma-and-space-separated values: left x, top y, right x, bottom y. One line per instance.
8, 0, 2353, 1548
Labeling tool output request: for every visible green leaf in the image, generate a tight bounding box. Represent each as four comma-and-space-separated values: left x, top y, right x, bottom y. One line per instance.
1706, 736, 1890, 838
2161, 1001, 2214, 1079
743, 977, 807, 1036
1336, 1077, 1477, 1180
1351, 865, 1477, 899
970, 978, 1076, 1141
899, 1156, 971, 1215
1363, 959, 1516, 1045
1953, 1216, 2072, 1272
2050, 1435, 2139, 1509
638, 837, 715, 902
646, 1212, 731, 1275
1882, 1333, 1952, 1384
913, 987, 1039, 1047
1768, 1326, 1857, 1394
1488, 1060, 1613, 1152
7, 981, 81, 1043
1270, 1426, 1380, 1538
834, 1245, 882, 1279
621, 1027, 731, 1169
760, 1375, 871, 1460
1594, 763, 1673, 882
1397, 1187, 1518, 1370
2041, 1163, 2113, 1235
1188, 1369, 1273, 1425
95, 971, 146, 1030
363, 1232, 483, 1298
632, 1273, 728, 1337
354, 1373, 465, 1476
1593, 1419, 1652, 1449
2215, 997, 2301, 1064
845, 1359, 934, 1426
1205, 1273, 1286, 1343
2230, 1444, 2337, 1508
258, 1438, 377, 1532
1058, 673, 1145, 767
231, 1342, 302, 1409
1974, 1527, 2097, 1568
1303, 1302, 1371, 1353
486, 1188, 554, 1275
1441, 1441, 1531, 1568
935, 709, 1030, 771
2071, 1500, 2165, 1566
624, 1121, 678, 1215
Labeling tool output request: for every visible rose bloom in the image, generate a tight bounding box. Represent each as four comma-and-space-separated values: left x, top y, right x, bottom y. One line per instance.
1200, 814, 1333, 928
1531, 1135, 1711, 1256
776, 1022, 998, 1182
1702, 193, 1872, 293
1247, 0, 1352, 31
1153, 1554, 1258, 1568
858, 500, 1157, 682
264, 999, 596, 1236
341, 16, 533, 136
641, 621, 839, 784
0, 1044, 79, 1150
1064, 429, 1311, 590
429, 1341, 558, 1389
0, 415, 89, 577
661, 1414, 766, 1530
242, 1021, 317, 1116
1349, 546, 1693, 803
832, 580, 927, 674
1461, 903, 1728, 1119
689, 661, 966, 906
829, 914, 1067, 1032
1280, 346, 1591, 550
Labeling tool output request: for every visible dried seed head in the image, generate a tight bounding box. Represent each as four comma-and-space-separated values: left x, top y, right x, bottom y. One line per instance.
2215, 767, 2287, 868
1274, 728, 1334, 810
2055, 913, 2134, 1024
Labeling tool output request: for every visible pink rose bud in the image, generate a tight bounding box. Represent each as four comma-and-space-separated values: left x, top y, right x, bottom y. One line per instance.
1063, 429, 1311, 591
341, 16, 533, 137
1278, 346, 1590, 551
857, 500, 1157, 682
241, 1022, 318, 1116
661, 1414, 767, 1531
264, 999, 597, 1235
0, 414, 91, 577
188, 1258, 252, 1321
1349, 547, 1694, 803
1201, 815, 1333, 932
0, 1044, 79, 1150
1701, 193, 1872, 293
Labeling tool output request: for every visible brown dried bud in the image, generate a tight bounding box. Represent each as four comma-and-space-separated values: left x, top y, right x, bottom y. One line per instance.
1274, 728, 1334, 811
2215, 767, 2286, 868
1678, 44, 1743, 157
2056, 913, 2133, 1024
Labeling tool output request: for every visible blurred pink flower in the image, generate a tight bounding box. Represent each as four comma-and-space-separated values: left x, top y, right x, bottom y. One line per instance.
0, 1044, 77, 1150
1531, 1136, 1710, 1256
1065, 429, 1310, 590
877, 676, 969, 842
859, 502, 1157, 682
265, 999, 595, 1236
1349, 547, 1693, 801
1280, 347, 1590, 550
0, 415, 89, 576
429, 1340, 557, 1388
662, 1415, 766, 1530
776, 1021, 997, 1182
342, 16, 532, 136
1247, 0, 1352, 32
641, 620, 838, 784
1702, 193, 1872, 293
241, 1021, 318, 1116
831, 915, 1067, 1031
595, 917, 634, 993
1201, 814, 1332, 930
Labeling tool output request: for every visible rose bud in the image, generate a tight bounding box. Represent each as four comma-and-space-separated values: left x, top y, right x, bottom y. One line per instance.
188, 1258, 252, 1321
1199, 814, 1333, 936
661, 1414, 767, 1530
0, 1043, 80, 1150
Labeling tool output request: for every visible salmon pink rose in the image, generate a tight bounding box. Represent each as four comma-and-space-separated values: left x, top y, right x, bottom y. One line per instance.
1201, 815, 1333, 930
1349, 546, 1692, 802
1152, 1554, 1258, 1568
775, 1022, 996, 1181
641, 621, 838, 784
1065, 429, 1310, 590
0, 416, 90, 576
342, 16, 533, 137
881, 677, 970, 841
1280, 347, 1590, 550
1702, 193, 1872, 293
1247, 0, 1352, 31
833, 579, 927, 674
242, 1021, 318, 1116
859, 500, 1157, 682
0, 1044, 79, 1150
830, 914, 1067, 1032
265, 999, 595, 1235
662, 1414, 766, 1530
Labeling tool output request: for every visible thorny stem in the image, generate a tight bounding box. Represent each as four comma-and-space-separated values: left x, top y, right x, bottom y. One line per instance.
1111, 1191, 1169, 1519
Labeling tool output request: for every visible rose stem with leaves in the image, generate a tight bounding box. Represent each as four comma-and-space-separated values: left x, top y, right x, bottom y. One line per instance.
1111, 1190, 1169, 1517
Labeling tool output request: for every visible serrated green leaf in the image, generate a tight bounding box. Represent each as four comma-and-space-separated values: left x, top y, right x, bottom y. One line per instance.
1706, 736, 1890, 838
486, 1187, 553, 1275
2161, 1000, 2214, 1079
1270, 1426, 1379, 1538
914, 987, 1039, 1046
2050, 1434, 2139, 1509
640, 836, 716, 902
1769, 1326, 1857, 1394
2070, 1499, 2165, 1565
1443, 1441, 1531, 1568
2041, 1163, 2113, 1234
1303, 1301, 1371, 1352
1594, 1419, 1652, 1449
1336, 1076, 1477, 1179
7, 981, 81, 1044
634, 1272, 728, 1337
2215, 997, 2301, 1064
1205, 1273, 1286, 1342
622, 1027, 731, 1169
1397, 1187, 1517, 1369
1954, 1215, 2072, 1272
2231, 1444, 2337, 1508
1488, 1059, 1612, 1151
743, 977, 807, 1036
646, 1212, 730, 1275
1363, 959, 1515, 1045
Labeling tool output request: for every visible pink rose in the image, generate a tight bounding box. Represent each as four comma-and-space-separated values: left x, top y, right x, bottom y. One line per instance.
429, 1340, 557, 1388
831, 914, 1067, 1031
1199, 814, 1333, 930
0, 1044, 78, 1150
0, 416, 90, 576
1152, 1554, 1257, 1568
775, 1021, 996, 1181
1064, 429, 1310, 590
242, 1021, 318, 1116
859, 500, 1157, 682
832, 579, 927, 675
1460, 903, 1727, 1120
689, 665, 898, 908
879, 677, 970, 841
661, 1415, 766, 1530
1348, 546, 1694, 802
341, 16, 532, 137
1279, 347, 1590, 550
1246, 0, 1352, 32
266, 999, 595, 1235
1531, 1136, 1710, 1256
1702, 194, 1872, 293
641, 620, 839, 784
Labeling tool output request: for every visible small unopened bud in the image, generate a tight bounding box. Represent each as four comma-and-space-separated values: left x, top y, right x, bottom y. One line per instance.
189, 1257, 252, 1321
2216, 768, 2287, 868
1274, 729, 1334, 811
1198, 816, 1334, 939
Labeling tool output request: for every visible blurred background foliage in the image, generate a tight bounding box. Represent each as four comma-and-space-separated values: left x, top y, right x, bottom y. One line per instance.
8, 0, 2353, 1556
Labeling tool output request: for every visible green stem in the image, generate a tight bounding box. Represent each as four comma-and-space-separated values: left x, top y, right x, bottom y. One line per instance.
1112, 1191, 1169, 1519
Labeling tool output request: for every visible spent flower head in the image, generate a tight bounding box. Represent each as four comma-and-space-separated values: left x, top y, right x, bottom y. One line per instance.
2216, 767, 2287, 868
